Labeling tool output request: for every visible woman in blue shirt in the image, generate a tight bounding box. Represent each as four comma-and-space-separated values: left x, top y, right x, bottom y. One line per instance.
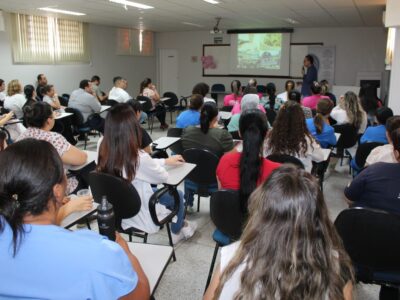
176, 94, 203, 128
360, 107, 393, 144
0, 139, 150, 300
306, 98, 336, 148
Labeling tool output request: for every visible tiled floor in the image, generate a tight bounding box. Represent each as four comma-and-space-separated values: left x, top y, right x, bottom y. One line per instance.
78, 113, 380, 300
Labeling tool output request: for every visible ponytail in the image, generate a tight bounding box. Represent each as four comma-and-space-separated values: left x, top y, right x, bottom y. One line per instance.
314, 113, 324, 135
231, 80, 241, 98
238, 110, 268, 212
200, 103, 218, 134
269, 94, 276, 110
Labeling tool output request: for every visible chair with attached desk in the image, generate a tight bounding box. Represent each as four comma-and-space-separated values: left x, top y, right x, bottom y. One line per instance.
182, 148, 219, 212
167, 128, 184, 155
333, 123, 359, 173
211, 84, 225, 105
335, 207, 400, 299
137, 95, 157, 133
205, 190, 244, 291
65, 107, 91, 149
350, 142, 384, 176
106, 99, 119, 107
163, 92, 183, 124
257, 85, 266, 94
88, 172, 180, 261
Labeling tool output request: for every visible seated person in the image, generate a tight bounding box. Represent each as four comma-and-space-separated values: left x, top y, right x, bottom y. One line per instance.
0, 78, 6, 104
0, 139, 150, 299
205, 165, 354, 300
360, 107, 393, 144
192, 82, 215, 104
246, 78, 263, 99
108, 76, 131, 103
182, 103, 234, 211
42, 85, 62, 110
331, 91, 368, 134
18, 102, 87, 194
366, 116, 400, 165
223, 80, 242, 107
265, 101, 324, 172
69, 79, 105, 133
260, 82, 278, 110
97, 104, 196, 243
276, 79, 295, 103
4, 79, 26, 119
345, 127, 400, 215
126, 99, 153, 154
227, 94, 264, 133
176, 94, 203, 129
301, 81, 330, 110
231, 87, 265, 115
217, 110, 280, 208
288, 90, 313, 119
320, 79, 337, 105
36, 73, 47, 101
140, 78, 168, 129
91, 75, 108, 103
23, 85, 38, 109
306, 98, 337, 148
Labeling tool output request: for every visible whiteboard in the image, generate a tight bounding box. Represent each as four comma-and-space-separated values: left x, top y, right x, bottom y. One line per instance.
203, 45, 230, 76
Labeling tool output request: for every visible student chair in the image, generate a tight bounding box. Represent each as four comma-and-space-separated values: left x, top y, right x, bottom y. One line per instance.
137, 95, 157, 133
162, 92, 182, 124
65, 107, 91, 149
220, 105, 233, 112
211, 84, 225, 105
205, 190, 245, 291
267, 154, 305, 169
333, 124, 359, 173
106, 99, 119, 107
351, 142, 384, 176
335, 207, 400, 299
182, 148, 220, 212
167, 127, 184, 155
256, 85, 266, 94
89, 172, 180, 261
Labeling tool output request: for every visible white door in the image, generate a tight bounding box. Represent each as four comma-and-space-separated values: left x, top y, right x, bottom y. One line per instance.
159, 49, 178, 94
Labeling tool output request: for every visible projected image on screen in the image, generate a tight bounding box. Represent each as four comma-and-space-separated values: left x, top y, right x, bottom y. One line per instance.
237, 33, 282, 70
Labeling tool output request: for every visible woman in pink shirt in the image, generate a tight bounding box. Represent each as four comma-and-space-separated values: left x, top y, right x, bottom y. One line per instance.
223, 80, 243, 107
302, 81, 330, 110
231, 88, 265, 115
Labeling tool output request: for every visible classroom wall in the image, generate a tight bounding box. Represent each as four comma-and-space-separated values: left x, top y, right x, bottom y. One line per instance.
155, 27, 387, 96
0, 15, 156, 96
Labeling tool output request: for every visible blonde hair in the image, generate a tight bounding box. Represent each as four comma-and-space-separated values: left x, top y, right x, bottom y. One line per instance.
340, 91, 364, 129
7, 80, 22, 96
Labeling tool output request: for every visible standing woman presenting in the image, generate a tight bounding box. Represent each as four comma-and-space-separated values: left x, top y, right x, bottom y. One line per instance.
301, 54, 318, 97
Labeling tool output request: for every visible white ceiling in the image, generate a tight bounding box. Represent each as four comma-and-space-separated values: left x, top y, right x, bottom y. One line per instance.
0, 0, 386, 32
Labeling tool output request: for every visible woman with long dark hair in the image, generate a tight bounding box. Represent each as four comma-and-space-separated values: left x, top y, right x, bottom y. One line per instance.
265, 101, 324, 172
217, 110, 280, 210
260, 82, 277, 110
23, 84, 37, 108
277, 79, 295, 103
205, 165, 354, 300
139, 77, 168, 129
306, 98, 337, 148
224, 80, 242, 106
0, 139, 150, 299
97, 104, 196, 243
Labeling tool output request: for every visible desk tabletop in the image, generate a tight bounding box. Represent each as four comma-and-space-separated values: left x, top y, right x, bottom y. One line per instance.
160, 97, 171, 102
5, 119, 23, 125
335, 133, 341, 141
219, 111, 232, 120
321, 148, 332, 161
55, 112, 73, 120
164, 162, 196, 186
61, 202, 98, 229
100, 105, 111, 113
128, 242, 173, 295
66, 150, 97, 171
152, 137, 180, 150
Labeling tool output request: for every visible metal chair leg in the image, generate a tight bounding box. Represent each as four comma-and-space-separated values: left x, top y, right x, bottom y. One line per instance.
197, 194, 200, 212
144, 233, 148, 244
166, 222, 177, 261
205, 242, 220, 292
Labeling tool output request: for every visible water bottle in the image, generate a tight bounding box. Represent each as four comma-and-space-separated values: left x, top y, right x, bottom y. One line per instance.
97, 196, 116, 241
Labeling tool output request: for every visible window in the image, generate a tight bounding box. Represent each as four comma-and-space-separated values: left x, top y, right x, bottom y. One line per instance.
116, 28, 154, 56
10, 13, 90, 64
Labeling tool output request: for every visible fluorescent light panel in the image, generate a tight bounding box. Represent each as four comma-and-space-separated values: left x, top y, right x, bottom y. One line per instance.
203, 0, 219, 4
109, 0, 154, 9
38, 7, 86, 16
182, 22, 204, 28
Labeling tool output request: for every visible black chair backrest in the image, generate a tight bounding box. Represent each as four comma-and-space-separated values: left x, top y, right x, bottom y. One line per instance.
62, 93, 70, 100
335, 207, 400, 272
107, 99, 119, 107
230, 131, 241, 140
334, 123, 359, 149
355, 142, 384, 168
210, 190, 244, 241
167, 127, 184, 154
137, 95, 153, 112
65, 107, 84, 127
183, 148, 219, 187
58, 96, 69, 107
162, 92, 179, 107
267, 154, 305, 169
211, 84, 225, 92
257, 85, 266, 94
88, 172, 141, 229
220, 105, 233, 112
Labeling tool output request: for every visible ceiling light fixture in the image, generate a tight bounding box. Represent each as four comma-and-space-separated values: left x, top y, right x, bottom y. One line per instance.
38, 7, 86, 16
182, 22, 204, 28
285, 18, 299, 24
109, 0, 154, 9
203, 0, 219, 4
